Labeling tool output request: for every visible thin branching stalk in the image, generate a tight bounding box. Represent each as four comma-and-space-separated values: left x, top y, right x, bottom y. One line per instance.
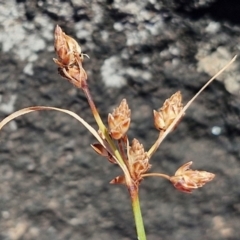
118, 139, 128, 164
148, 55, 237, 157
82, 83, 106, 132
142, 173, 170, 180
82, 83, 132, 182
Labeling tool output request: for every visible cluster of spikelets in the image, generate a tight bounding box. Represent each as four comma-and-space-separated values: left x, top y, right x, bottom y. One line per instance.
53, 25, 215, 193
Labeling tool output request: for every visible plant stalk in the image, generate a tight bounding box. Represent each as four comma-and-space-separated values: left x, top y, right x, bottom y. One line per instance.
129, 185, 146, 240
142, 172, 170, 180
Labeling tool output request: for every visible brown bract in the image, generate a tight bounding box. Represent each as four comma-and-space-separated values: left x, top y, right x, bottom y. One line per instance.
53, 25, 88, 88
169, 161, 215, 193
154, 91, 183, 131
91, 143, 117, 164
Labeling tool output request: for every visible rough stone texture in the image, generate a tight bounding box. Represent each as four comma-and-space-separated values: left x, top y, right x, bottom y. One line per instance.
0, 0, 240, 239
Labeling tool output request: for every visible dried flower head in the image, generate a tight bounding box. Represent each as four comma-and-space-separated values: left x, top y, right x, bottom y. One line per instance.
110, 138, 151, 185
154, 91, 183, 131
108, 99, 131, 140
53, 25, 82, 68
128, 139, 151, 182
169, 161, 215, 193
53, 25, 88, 88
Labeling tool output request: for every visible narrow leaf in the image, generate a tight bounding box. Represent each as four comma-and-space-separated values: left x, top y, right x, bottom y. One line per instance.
0, 106, 116, 160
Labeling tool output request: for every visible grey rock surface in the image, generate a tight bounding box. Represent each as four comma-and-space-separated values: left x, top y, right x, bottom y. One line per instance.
0, 0, 240, 239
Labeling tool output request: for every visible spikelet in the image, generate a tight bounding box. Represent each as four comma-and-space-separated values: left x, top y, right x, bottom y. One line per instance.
154, 91, 183, 131
169, 161, 215, 193
53, 25, 87, 88
127, 139, 151, 182
108, 99, 131, 140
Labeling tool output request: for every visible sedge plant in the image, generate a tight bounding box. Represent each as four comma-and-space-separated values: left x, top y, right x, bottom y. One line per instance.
0, 25, 237, 240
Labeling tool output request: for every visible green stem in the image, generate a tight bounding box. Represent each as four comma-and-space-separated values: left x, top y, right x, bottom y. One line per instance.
129, 185, 146, 240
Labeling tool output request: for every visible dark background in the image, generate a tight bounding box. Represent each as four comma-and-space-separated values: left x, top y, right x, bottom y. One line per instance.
0, 0, 240, 239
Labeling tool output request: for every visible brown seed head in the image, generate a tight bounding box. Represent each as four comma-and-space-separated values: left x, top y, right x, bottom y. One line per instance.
53, 25, 88, 88
154, 91, 183, 131
108, 99, 131, 140
128, 139, 151, 182
169, 161, 215, 193
53, 25, 82, 68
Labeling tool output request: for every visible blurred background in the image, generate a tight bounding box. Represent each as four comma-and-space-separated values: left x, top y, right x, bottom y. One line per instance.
1, 0, 240, 239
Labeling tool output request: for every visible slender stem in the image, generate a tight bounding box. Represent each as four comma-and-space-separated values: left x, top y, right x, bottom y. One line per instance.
82, 83, 106, 131
129, 185, 146, 240
142, 173, 170, 180
147, 131, 164, 158
118, 138, 128, 164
